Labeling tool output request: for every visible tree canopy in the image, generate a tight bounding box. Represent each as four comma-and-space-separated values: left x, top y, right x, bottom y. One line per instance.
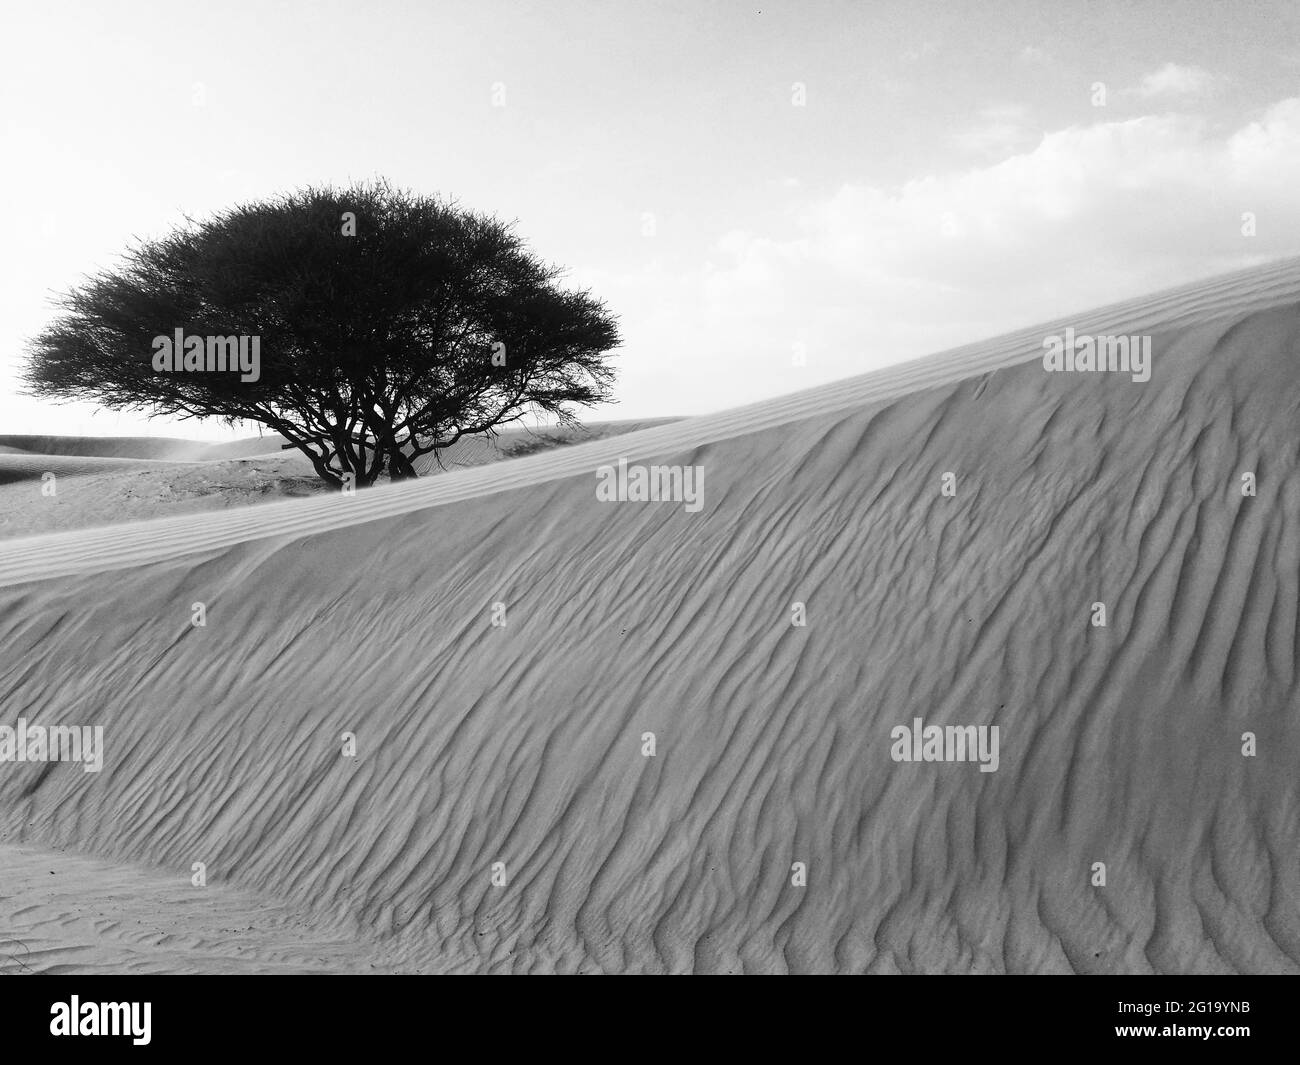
24, 181, 621, 487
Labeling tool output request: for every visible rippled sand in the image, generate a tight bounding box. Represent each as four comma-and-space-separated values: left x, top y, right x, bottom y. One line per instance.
1, 260, 1298, 973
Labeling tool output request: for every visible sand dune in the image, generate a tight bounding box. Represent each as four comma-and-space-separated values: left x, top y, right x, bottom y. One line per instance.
0, 843, 393, 974
1, 259, 1299, 972
0, 435, 220, 461
0, 419, 671, 467
0, 420, 672, 539
0, 452, 185, 486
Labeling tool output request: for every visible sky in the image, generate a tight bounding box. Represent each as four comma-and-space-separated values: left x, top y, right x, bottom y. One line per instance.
3, 0, 1300, 440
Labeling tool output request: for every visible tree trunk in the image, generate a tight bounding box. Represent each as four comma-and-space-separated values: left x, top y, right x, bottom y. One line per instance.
387, 447, 419, 480
306, 452, 345, 489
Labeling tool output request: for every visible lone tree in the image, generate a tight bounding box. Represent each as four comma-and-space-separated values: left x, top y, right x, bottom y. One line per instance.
24, 181, 620, 487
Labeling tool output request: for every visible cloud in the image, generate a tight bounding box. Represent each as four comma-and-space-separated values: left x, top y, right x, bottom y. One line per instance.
662, 99, 1300, 399
735, 98, 1300, 286
1130, 62, 1226, 100
1018, 45, 1051, 65
952, 104, 1037, 158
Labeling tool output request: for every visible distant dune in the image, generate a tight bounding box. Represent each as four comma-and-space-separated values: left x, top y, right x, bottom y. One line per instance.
0, 420, 674, 539
0, 452, 184, 487
0, 435, 224, 461
1, 260, 1298, 973
0, 419, 674, 466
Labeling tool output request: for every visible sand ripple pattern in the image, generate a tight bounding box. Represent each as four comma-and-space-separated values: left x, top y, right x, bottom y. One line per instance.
1, 259, 1299, 972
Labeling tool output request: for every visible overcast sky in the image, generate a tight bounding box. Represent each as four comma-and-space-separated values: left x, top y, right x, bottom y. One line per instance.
4, 0, 1300, 440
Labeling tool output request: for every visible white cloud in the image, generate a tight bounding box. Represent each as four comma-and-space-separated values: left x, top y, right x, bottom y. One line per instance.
651, 99, 1300, 404
1130, 62, 1226, 100
1018, 45, 1051, 65
952, 104, 1037, 158
733, 99, 1300, 287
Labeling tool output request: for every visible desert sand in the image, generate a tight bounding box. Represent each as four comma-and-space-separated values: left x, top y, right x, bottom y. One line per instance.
0, 420, 672, 540
1, 259, 1298, 973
